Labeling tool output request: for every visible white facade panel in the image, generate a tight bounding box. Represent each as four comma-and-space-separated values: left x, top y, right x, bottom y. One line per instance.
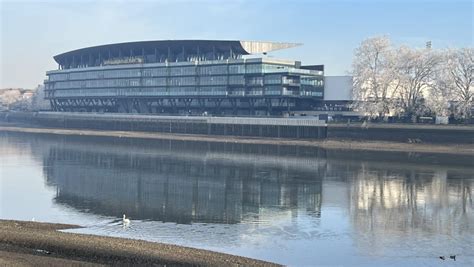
324, 76, 353, 101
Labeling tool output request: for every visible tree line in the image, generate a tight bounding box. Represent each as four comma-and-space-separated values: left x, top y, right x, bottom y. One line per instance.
351, 36, 473, 122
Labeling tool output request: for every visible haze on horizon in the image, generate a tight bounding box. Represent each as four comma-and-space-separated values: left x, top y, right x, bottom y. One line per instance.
1, 0, 472, 89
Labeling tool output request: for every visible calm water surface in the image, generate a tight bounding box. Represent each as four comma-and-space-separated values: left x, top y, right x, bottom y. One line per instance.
0, 132, 473, 266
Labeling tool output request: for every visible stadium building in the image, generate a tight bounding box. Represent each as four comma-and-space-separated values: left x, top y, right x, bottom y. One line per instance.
44, 40, 324, 116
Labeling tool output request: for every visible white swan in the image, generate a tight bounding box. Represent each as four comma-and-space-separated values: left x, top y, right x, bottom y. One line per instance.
122, 214, 130, 226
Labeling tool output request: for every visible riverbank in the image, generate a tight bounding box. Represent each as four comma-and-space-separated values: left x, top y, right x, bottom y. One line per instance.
3, 111, 474, 144
0, 220, 278, 266
1, 124, 473, 155
328, 123, 474, 144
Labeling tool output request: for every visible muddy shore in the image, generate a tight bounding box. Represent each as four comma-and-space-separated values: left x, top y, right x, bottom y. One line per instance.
0, 220, 278, 266
0, 125, 473, 155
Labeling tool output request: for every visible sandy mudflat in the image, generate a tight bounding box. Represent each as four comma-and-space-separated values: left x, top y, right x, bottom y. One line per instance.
0, 220, 279, 266
0, 125, 473, 155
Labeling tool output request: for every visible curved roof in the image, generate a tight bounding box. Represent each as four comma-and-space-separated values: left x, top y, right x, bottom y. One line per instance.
53, 40, 301, 65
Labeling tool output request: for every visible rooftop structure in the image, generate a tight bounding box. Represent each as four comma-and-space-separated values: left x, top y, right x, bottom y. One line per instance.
53, 40, 302, 69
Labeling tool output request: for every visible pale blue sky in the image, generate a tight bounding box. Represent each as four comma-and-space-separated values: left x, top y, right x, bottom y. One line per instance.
1, 0, 472, 88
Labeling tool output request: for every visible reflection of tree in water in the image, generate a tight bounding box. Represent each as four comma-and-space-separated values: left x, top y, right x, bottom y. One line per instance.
350, 163, 473, 254
42, 138, 324, 224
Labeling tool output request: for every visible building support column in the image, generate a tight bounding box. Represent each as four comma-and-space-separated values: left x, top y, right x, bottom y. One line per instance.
249, 98, 256, 115
230, 98, 237, 115
266, 98, 272, 115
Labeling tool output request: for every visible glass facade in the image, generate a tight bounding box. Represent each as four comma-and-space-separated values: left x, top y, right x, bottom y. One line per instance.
45, 58, 324, 115
46, 59, 323, 99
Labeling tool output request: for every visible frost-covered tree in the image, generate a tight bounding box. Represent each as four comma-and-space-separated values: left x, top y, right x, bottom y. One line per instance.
427, 48, 473, 120
445, 48, 473, 120
351, 36, 400, 118
30, 84, 51, 111
352, 37, 471, 121
427, 72, 451, 116
427, 51, 455, 117
395, 46, 440, 117
0, 89, 22, 110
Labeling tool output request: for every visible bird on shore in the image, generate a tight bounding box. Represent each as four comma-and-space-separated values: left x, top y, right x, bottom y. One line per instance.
439, 256, 445, 260
122, 214, 130, 226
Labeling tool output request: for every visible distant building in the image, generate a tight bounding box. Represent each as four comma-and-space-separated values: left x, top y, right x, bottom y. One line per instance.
22, 91, 34, 99
308, 75, 356, 118
44, 40, 325, 116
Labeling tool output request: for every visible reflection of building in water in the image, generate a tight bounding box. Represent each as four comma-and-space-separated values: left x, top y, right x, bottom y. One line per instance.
349, 164, 474, 253
42, 138, 324, 224
3, 131, 472, 240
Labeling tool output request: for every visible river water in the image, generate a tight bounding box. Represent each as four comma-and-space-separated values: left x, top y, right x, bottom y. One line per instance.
0, 131, 473, 266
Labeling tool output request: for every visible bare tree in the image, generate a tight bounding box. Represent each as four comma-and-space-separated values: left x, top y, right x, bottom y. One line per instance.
351, 36, 400, 118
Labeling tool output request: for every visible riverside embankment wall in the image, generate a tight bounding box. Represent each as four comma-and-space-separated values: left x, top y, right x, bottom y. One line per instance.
0, 112, 327, 139
1, 112, 473, 144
